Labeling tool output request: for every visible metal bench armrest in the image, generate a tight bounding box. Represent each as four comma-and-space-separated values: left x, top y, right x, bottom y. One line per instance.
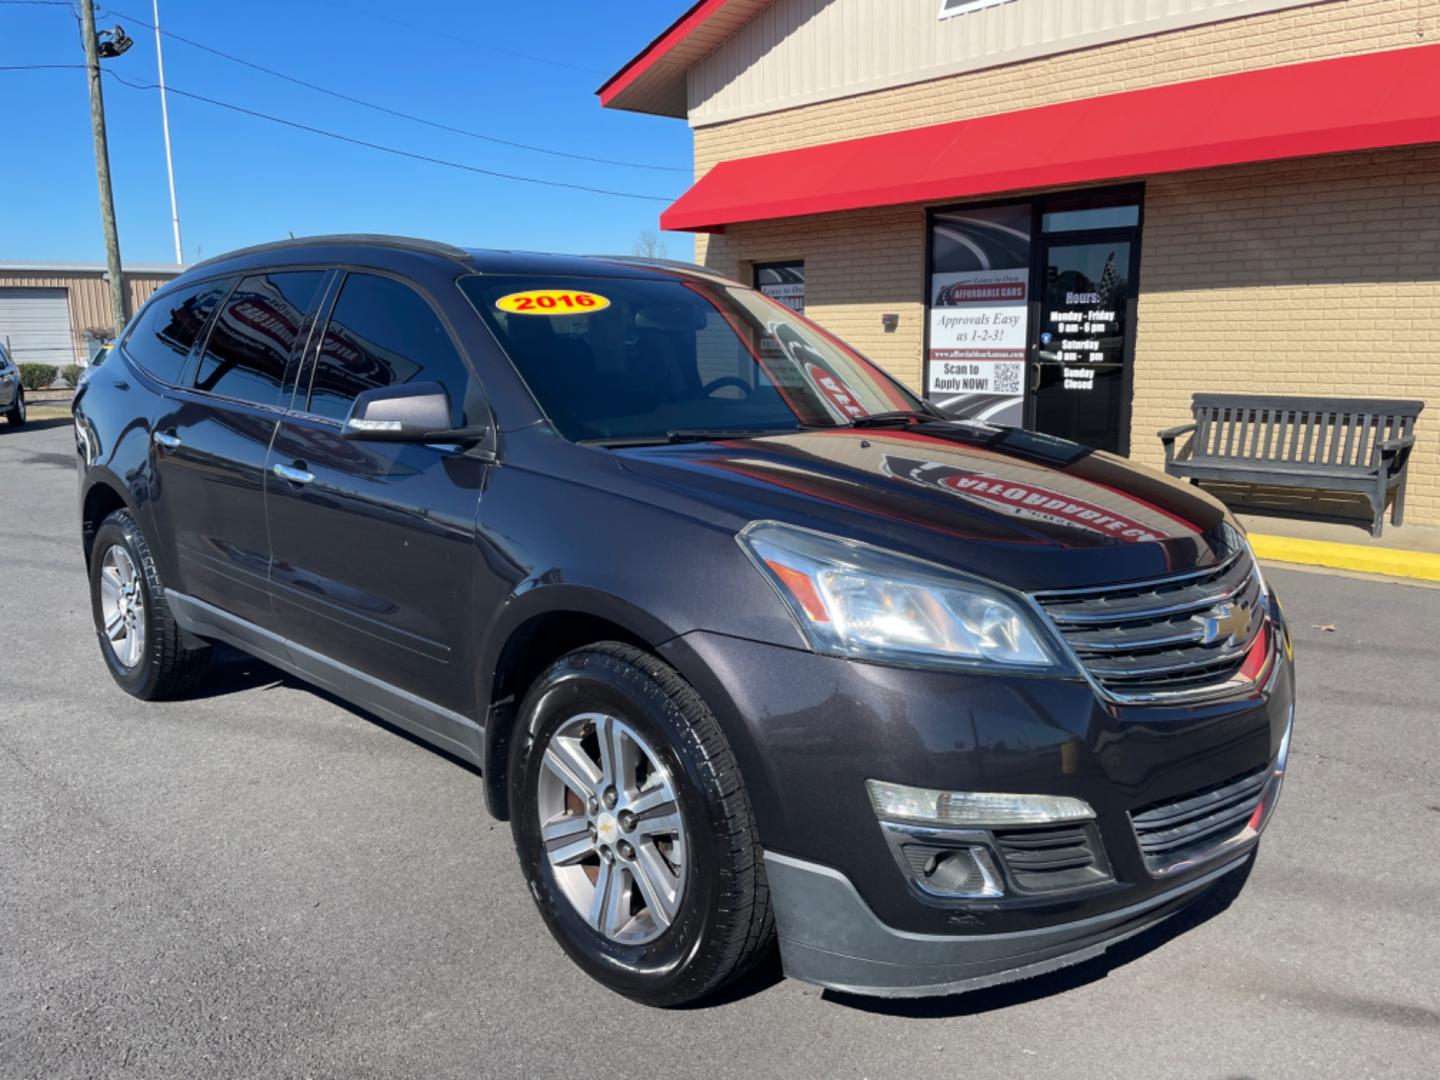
1158, 422, 1196, 463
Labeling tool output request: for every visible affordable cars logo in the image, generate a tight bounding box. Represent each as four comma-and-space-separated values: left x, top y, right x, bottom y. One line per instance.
882, 455, 1166, 543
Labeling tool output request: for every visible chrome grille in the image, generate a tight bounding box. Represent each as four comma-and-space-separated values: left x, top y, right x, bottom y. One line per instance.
1032, 551, 1265, 701
1129, 765, 1268, 874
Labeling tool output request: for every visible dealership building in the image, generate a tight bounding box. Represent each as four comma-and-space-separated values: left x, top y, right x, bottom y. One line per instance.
600, 0, 1440, 526
0, 263, 180, 366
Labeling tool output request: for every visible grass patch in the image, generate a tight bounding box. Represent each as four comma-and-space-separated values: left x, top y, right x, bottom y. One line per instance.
25, 403, 72, 422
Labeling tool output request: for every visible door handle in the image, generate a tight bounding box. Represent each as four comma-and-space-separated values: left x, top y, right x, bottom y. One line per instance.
273, 462, 315, 486
153, 431, 182, 450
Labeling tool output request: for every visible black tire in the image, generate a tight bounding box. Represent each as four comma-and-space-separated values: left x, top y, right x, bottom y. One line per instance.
511, 642, 773, 1007
89, 509, 211, 700
5, 388, 24, 427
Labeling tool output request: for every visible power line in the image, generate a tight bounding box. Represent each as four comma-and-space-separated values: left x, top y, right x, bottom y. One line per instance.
94, 4, 686, 173
331, 2, 607, 76
1, 63, 677, 200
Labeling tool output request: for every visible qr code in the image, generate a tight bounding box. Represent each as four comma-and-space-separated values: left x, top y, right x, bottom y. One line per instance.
992, 363, 1022, 395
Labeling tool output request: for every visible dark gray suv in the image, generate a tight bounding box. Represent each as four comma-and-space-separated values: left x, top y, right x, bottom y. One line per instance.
73, 236, 1293, 1005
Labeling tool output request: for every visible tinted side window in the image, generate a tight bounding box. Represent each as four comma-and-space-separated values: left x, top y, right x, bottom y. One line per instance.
307, 273, 468, 424
193, 271, 324, 407
124, 279, 229, 385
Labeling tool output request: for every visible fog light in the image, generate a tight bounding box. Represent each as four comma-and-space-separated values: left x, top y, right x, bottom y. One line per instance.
899, 842, 1003, 898
867, 780, 1095, 827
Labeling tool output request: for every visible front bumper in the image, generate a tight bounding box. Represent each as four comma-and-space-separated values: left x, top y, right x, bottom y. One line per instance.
658, 601, 1293, 996
764, 849, 1252, 997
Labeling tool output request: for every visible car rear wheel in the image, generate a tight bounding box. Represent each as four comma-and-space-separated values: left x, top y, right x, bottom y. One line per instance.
511, 642, 773, 1006
89, 509, 211, 699
5, 388, 24, 427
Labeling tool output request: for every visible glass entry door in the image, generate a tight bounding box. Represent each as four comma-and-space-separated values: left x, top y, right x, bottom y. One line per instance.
1028, 231, 1139, 455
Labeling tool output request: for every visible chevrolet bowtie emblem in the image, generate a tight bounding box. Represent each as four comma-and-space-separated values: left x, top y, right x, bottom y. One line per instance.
1196, 602, 1252, 647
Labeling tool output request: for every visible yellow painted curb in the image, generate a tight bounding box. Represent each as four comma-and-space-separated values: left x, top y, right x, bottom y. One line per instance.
1248, 534, 1440, 583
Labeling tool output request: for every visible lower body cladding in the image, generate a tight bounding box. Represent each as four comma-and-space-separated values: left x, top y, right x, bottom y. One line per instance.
659, 627, 1294, 998
764, 850, 1254, 997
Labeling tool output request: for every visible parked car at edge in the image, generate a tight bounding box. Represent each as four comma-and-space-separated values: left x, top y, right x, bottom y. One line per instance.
72, 236, 1294, 1005
0, 343, 26, 426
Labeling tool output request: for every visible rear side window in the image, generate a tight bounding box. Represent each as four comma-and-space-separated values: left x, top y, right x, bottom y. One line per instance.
193, 271, 324, 407
124, 279, 230, 385
306, 272, 468, 424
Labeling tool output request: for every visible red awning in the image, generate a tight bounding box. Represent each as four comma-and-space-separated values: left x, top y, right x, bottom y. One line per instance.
662, 44, 1440, 233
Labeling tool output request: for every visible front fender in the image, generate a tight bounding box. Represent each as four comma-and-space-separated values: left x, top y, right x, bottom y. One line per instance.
476, 581, 687, 819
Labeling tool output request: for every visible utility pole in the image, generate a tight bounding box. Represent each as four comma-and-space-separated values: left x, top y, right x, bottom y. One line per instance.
80, 0, 130, 332
152, 0, 183, 265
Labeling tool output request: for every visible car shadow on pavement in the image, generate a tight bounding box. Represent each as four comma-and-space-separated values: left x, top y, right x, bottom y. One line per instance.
195, 645, 484, 777
5, 416, 74, 433
820, 856, 1254, 1018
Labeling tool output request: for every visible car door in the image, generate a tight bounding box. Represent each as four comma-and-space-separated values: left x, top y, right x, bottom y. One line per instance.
264, 270, 489, 734
148, 269, 329, 631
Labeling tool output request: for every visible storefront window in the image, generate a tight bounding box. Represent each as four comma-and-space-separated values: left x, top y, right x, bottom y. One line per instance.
1041, 205, 1140, 232
753, 261, 805, 314
925, 202, 1031, 426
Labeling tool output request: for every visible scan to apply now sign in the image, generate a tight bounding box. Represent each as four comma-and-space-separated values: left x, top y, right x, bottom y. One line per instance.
926, 268, 1028, 400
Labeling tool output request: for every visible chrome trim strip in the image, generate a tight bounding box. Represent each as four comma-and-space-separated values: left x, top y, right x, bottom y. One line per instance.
1085, 643, 1251, 679
1041, 569, 1257, 625
1068, 627, 1209, 653
1030, 548, 1243, 600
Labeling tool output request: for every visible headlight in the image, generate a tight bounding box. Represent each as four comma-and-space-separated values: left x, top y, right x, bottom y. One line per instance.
737, 521, 1069, 673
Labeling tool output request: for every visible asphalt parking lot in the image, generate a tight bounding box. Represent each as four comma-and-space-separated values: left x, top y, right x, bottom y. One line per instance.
2, 418, 1438, 1079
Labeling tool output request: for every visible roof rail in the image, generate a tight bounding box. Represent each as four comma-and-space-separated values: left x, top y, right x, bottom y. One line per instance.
588, 254, 710, 273
188, 234, 471, 272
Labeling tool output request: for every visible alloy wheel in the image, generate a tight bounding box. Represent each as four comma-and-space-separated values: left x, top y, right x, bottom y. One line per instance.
99, 543, 146, 668
536, 711, 688, 945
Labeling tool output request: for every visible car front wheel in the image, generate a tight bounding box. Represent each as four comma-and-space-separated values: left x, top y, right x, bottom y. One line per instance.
511, 642, 773, 1006
5, 388, 24, 426
89, 509, 211, 699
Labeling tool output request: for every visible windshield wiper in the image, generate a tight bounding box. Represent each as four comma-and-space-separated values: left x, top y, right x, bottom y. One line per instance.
581, 428, 798, 448
664, 428, 797, 444
848, 409, 943, 429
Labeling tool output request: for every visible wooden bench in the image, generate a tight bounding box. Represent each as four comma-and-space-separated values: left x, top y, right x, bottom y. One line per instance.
1159, 394, 1424, 537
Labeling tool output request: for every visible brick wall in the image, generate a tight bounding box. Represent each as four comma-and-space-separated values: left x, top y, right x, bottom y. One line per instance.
1134, 146, 1440, 524
702, 205, 928, 387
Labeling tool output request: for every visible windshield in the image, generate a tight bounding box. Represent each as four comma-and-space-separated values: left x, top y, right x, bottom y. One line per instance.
460, 273, 921, 443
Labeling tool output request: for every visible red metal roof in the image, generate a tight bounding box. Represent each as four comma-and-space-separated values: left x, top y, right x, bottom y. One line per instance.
660, 44, 1440, 232
598, 0, 772, 118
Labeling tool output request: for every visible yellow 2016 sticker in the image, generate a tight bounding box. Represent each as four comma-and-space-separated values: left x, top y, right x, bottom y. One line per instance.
496, 289, 611, 315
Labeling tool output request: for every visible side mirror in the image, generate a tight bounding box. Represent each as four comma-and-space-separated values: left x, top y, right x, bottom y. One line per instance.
342, 381, 460, 442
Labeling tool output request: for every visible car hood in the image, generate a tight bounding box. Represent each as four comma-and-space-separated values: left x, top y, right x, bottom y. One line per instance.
613, 422, 1240, 592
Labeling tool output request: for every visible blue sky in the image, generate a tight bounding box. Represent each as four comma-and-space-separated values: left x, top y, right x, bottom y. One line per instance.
1, 0, 695, 266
